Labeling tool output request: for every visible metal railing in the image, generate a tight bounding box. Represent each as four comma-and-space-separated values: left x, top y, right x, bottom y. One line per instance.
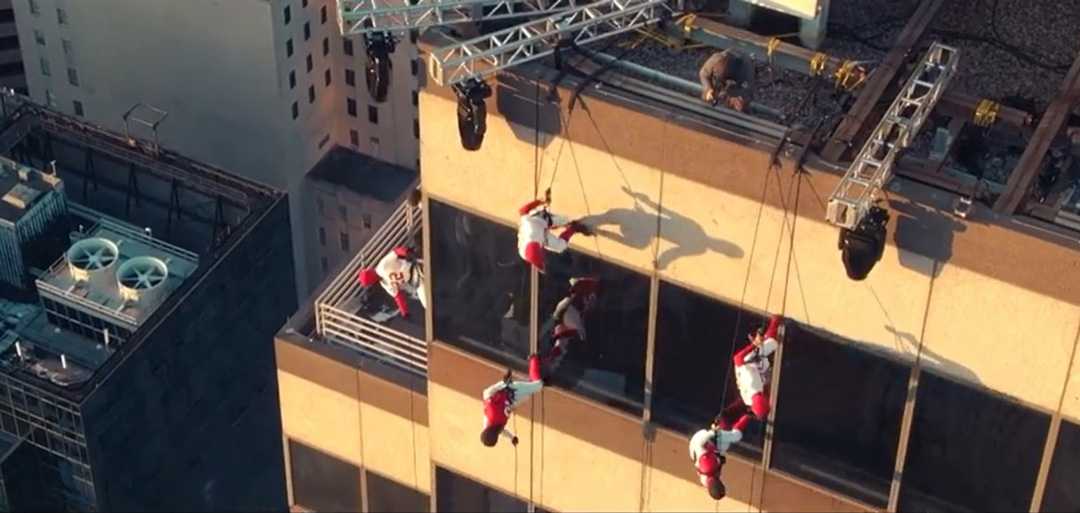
314, 199, 426, 375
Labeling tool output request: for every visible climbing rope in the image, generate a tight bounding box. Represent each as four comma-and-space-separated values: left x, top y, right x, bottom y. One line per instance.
808, 52, 828, 77
833, 60, 866, 92
973, 99, 1000, 127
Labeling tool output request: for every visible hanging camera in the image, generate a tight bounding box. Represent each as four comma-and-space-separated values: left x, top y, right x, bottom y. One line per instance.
838, 206, 889, 281
364, 32, 396, 103
454, 79, 492, 151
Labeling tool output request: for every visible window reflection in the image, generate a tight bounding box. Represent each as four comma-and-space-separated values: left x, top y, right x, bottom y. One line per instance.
430, 200, 531, 369
899, 372, 1048, 512
435, 466, 525, 512
366, 470, 430, 513
537, 251, 647, 415
652, 281, 766, 456
771, 325, 907, 507
1041, 420, 1080, 512
288, 439, 361, 512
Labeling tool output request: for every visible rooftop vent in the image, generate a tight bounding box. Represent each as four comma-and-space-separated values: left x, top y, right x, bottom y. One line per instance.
116, 256, 168, 306
66, 237, 119, 291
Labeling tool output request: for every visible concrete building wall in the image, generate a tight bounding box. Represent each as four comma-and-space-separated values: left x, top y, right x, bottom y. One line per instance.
80, 197, 296, 512
417, 72, 1080, 419
0, 0, 25, 92
304, 179, 399, 285
276, 336, 432, 497
12, 0, 422, 301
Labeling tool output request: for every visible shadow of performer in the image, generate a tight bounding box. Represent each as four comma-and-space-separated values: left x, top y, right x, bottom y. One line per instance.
579, 186, 743, 270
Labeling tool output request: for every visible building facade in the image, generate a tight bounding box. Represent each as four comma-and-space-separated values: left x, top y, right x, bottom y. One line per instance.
0, 0, 24, 94
276, 47, 1080, 512
11, 0, 422, 299
0, 97, 296, 511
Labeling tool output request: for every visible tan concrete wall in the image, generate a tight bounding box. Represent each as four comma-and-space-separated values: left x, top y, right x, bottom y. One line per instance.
419, 76, 1080, 412
276, 338, 432, 494
428, 342, 871, 512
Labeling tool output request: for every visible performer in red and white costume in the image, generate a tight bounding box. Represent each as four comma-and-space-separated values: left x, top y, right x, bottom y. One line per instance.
357, 246, 426, 319
689, 413, 753, 500
516, 195, 592, 273
732, 315, 783, 420
538, 277, 599, 372
480, 354, 545, 447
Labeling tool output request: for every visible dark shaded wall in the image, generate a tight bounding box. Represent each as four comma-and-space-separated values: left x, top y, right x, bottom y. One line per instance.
80, 196, 296, 512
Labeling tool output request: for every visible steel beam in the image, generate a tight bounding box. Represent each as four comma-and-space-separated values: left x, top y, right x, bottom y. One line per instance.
826, 42, 958, 229
936, 91, 1032, 131
340, 0, 577, 34
666, 14, 869, 83
993, 51, 1080, 214
586, 50, 786, 119
428, 0, 667, 86
821, 0, 944, 161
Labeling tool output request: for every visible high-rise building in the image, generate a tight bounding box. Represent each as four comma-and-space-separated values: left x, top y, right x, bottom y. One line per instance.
11, 0, 422, 299
273, 22, 1080, 513
0, 1, 24, 94
0, 94, 295, 511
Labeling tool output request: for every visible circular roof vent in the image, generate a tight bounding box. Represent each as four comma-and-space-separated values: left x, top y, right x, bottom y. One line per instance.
116, 256, 168, 304
66, 238, 119, 288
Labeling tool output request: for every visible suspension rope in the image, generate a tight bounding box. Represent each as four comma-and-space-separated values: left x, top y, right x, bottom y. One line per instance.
754, 166, 803, 513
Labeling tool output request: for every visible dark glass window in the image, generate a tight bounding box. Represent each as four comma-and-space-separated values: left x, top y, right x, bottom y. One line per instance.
430, 200, 531, 371
368, 105, 378, 124
321, 5, 328, 24
291, 102, 299, 119
308, 85, 315, 103
413, 119, 420, 139
1041, 420, 1080, 512
72, 101, 83, 117
323, 37, 329, 56
284, 5, 291, 24
304, 22, 311, 41
366, 470, 430, 512
288, 439, 361, 512
771, 325, 907, 507
344, 39, 354, 56
653, 280, 767, 456
325, 68, 332, 86
347, 98, 357, 117
346, 68, 356, 86
0, 35, 18, 51
286, 39, 294, 57
289, 70, 296, 89
349, 129, 359, 146
435, 466, 524, 512
899, 372, 1049, 512
412, 91, 418, 106
306, 54, 313, 72
411, 58, 419, 76
537, 251, 647, 415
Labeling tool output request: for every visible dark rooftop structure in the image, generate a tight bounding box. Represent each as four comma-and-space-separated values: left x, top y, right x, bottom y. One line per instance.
308, 145, 419, 202
0, 92, 295, 512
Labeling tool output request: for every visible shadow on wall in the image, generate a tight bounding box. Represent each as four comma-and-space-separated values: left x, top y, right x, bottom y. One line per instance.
883, 324, 982, 386
495, 74, 562, 149
891, 197, 966, 278
580, 186, 744, 269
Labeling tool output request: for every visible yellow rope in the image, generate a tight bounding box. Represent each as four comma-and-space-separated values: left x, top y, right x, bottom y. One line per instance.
833, 60, 866, 91
808, 52, 828, 77
973, 99, 1000, 127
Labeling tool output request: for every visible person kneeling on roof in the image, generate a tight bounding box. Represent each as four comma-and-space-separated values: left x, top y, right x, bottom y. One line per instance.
699, 49, 753, 113
517, 192, 593, 273
481, 354, 546, 447
731, 315, 783, 420
357, 246, 426, 319
690, 413, 754, 500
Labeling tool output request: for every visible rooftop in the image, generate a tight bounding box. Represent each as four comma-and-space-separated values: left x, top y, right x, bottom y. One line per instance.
0, 157, 62, 224
0, 92, 283, 399
308, 145, 418, 202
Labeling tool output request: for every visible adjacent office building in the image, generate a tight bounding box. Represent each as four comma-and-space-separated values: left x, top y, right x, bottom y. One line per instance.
0, 94, 295, 511
273, 26, 1080, 513
12, 0, 422, 298
0, 0, 24, 94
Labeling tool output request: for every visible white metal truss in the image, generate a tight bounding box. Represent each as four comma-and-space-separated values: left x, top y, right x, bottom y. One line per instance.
826, 42, 959, 229
428, 0, 667, 86
340, 0, 578, 35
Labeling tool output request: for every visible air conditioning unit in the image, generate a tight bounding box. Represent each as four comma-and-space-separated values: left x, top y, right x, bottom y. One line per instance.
65, 237, 120, 292
116, 256, 168, 307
